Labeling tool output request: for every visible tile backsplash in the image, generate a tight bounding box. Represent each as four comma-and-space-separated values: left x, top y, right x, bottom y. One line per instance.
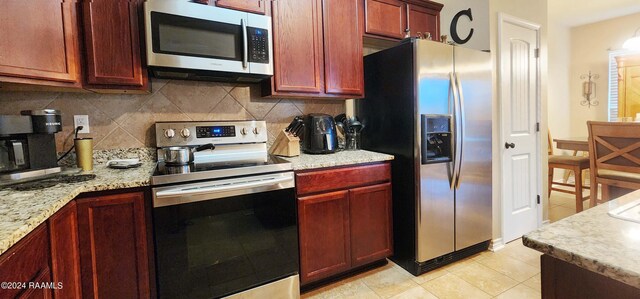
0, 79, 346, 152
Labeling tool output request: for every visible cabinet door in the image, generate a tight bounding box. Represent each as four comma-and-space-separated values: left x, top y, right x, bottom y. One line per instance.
271, 0, 324, 93
349, 183, 393, 267
48, 201, 82, 299
407, 3, 440, 40
215, 0, 266, 14
298, 191, 351, 284
322, 0, 364, 96
364, 0, 407, 40
0, 0, 80, 86
0, 226, 52, 299
77, 192, 151, 299
81, 0, 148, 90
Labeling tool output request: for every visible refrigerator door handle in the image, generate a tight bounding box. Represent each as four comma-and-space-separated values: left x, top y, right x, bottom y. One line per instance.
449, 72, 460, 190
454, 72, 466, 189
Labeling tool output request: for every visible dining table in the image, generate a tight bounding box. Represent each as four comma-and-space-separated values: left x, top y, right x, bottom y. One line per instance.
553, 136, 589, 152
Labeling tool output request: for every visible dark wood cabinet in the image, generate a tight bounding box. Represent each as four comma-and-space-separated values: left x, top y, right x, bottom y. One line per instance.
80, 0, 149, 92
0, 225, 52, 299
407, 2, 441, 41
298, 191, 351, 284
77, 191, 151, 299
363, 0, 442, 41
269, 0, 324, 94
323, 0, 364, 96
264, 0, 364, 98
48, 201, 82, 299
296, 162, 392, 285
215, 0, 266, 14
349, 183, 393, 267
364, 0, 406, 40
0, 0, 81, 88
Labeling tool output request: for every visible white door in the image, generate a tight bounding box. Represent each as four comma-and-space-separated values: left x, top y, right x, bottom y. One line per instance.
499, 14, 540, 243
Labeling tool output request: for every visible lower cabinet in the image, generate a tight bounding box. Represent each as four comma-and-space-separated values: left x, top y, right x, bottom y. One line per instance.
0, 189, 154, 299
297, 163, 393, 285
0, 225, 52, 299
77, 191, 152, 299
298, 191, 352, 284
349, 183, 393, 267
49, 201, 82, 299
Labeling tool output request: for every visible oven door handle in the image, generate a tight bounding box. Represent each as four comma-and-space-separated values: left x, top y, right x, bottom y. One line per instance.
155, 176, 292, 199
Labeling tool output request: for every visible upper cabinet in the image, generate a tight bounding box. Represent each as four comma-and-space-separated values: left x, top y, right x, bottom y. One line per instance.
323, 0, 364, 95
80, 0, 149, 92
364, 0, 442, 41
0, 0, 149, 93
215, 0, 267, 15
0, 0, 81, 88
364, 0, 407, 40
264, 0, 364, 99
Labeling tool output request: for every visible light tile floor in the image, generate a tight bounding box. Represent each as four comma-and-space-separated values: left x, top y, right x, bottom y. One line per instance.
302, 239, 542, 299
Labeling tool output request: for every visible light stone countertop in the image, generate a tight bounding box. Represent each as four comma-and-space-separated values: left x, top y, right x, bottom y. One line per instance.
0, 162, 156, 256
523, 190, 640, 288
279, 150, 394, 170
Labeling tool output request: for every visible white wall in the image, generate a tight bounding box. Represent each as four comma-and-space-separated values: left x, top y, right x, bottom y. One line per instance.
547, 23, 572, 152
438, 0, 490, 51
489, 0, 548, 245
568, 12, 640, 136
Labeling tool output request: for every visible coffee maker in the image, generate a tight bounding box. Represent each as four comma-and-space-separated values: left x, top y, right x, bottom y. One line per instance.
0, 110, 62, 182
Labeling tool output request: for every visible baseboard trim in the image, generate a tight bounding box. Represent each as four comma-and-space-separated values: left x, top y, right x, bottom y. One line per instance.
490, 238, 505, 252
542, 219, 551, 226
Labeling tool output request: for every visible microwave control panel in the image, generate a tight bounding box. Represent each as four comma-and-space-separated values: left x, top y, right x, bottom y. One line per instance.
247, 27, 269, 64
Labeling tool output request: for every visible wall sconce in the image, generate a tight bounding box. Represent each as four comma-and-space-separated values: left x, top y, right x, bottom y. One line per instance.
623, 27, 640, 50
580, 71, 599, 108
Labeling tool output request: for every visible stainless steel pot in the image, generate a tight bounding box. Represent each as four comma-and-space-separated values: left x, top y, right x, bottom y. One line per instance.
163, 144, 215, 165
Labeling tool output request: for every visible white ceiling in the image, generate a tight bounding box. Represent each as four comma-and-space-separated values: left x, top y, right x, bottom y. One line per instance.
548, 0, 640, 27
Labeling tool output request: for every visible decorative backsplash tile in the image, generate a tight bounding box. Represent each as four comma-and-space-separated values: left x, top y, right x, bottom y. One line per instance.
0, 79, 346, 151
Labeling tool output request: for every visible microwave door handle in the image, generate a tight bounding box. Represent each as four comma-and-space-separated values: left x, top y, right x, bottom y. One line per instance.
242, 19, 248, 69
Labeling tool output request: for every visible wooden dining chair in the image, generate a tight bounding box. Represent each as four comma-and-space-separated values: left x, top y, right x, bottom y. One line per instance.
548, 130, 590, 212
588, 121, 640, 207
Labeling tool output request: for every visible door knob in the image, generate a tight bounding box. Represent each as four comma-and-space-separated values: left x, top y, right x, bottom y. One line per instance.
505, 142, 515, 149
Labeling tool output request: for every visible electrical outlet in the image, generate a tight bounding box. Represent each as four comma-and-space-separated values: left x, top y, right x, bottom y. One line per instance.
74, 115, 90, 134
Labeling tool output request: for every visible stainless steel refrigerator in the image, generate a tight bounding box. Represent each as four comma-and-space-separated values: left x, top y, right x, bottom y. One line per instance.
357, 39, 492, 275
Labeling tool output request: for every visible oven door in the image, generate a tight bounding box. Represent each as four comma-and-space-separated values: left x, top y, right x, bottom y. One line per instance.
152, 172, 298, 299
144, 1, 273, 76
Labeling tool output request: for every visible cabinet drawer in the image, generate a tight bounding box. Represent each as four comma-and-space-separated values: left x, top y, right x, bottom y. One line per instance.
296, 162, 391, 195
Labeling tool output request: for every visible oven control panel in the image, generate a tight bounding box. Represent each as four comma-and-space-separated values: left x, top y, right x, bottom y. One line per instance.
155, 121, 267, 147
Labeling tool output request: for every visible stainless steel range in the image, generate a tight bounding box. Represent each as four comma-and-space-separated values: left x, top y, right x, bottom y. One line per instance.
151, 121, 299, 299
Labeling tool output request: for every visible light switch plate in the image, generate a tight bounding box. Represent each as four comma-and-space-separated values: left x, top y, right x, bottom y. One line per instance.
74, 115, 90, 134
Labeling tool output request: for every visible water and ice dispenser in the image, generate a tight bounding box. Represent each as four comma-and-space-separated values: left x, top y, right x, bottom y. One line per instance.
421, 115, 452, 164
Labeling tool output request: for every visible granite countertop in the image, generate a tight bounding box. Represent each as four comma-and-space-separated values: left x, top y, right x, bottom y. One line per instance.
279, 150, 394, 170
0, 162, 156, 256
523, 190, 640, 288
0, 149, 394, 256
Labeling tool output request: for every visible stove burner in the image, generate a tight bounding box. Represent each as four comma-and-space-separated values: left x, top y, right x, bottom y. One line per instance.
7, 174, 97, 191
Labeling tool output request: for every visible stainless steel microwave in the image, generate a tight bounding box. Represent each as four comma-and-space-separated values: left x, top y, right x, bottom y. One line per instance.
144, 0, 273, 82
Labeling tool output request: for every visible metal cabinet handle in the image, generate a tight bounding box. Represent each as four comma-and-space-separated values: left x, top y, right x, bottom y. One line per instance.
505, 142, 515, 149
404, 3, 410, 37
